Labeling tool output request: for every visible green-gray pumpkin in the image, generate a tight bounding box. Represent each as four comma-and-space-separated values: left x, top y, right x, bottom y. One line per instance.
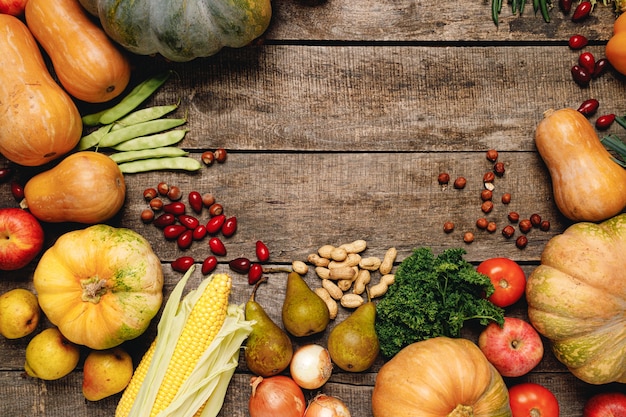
79, 0, 271, 62
526, 213, 626, 385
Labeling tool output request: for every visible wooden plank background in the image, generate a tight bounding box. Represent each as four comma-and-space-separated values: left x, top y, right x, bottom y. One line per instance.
2, 0, 626, 415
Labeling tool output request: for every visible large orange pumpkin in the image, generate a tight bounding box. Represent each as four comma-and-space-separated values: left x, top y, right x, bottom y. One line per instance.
33, 224, 163, 350
372, 337, 511, 417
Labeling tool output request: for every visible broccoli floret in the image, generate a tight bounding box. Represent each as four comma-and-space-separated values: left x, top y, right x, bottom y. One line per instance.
375, 247, 505, 358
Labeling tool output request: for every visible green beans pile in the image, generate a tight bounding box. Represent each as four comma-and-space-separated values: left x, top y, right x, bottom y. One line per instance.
491, 0, 551, 25
78, 71, 202, 174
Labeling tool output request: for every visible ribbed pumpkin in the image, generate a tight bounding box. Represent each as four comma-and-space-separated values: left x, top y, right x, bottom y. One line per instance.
371, 337, 512, 417
78, 0, 272, 62
526, 213, 626, 385
33, 224, 163, 350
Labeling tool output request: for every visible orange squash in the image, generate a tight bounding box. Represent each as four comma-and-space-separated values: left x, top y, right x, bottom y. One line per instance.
372, 337, 512, 417
33, 224, 163, 350
535, 108, 626, 222
0, 15, 82, 166
25, 0, 131, 103
22, 151, 126, 224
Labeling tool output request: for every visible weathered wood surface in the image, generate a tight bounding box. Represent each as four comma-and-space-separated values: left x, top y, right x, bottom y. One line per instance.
1, 0, 626, 415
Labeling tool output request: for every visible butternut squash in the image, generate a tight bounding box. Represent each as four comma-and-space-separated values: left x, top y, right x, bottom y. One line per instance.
22, 151, 126, 224
535, 108, 626, 222
0, 15, 82, 167
25, 0, 131, 103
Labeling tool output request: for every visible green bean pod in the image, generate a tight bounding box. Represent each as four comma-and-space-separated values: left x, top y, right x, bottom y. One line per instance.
117, 156, 202, 173
76, 124, 112, 150
112, 129, 188, 151
98, 118, 187, 148
110, 147, 188, 164
111, 103, 179, 131
538, 0, 550, 22
82, 71, 173, 126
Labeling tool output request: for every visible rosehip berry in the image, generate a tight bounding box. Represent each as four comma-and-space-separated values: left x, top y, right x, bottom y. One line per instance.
568, 34, 588, 50
595, 114, 616, 130
172, 256, 194, 273
248, 263, 263, 285
178, 214, 200, 230
255, 240, 270, 262
206, 214, 226, 235
153, 213, 176, 228
163, 224, 187, 240
201, 256, 218, 275
571, 65, 591, 86
577, 98, 599, 117
221, 216, 237, 237
209, 237, 227, 256
592, 58, 610, 78
572, 1, 592, 21
188, 191, 203, 214
10, 182, 24, 200
177, 229, 193, 250
578, 51, 596, 74
163, 201, 186, 215
229, 257, 251, 274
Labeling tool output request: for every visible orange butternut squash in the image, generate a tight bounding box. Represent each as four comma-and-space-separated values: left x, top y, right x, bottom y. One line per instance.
0, 15, 82, 167
25, 0, 131, 103
535, 108, 626, 222
22, 151, 126, 224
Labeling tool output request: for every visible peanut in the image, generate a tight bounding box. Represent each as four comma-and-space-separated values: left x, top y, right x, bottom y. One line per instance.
381, 274, 395, 286
318, 244, 335, 259
322, 279, 343, 300
340, 293, 364, 309
292, 260, 309, 275
330, 246, 348, 261
359, 256, 382, 271
315, 266, 331, 280
339, 239, 367, 254
328, 253, 361, 269
307, 253, 330, 267
369, 281, 389, 299
329, 265, 358, 281
337, 279, 353, 292
379, 247, 397, 275
314, 287, 338, 319
353, 269, 371, 295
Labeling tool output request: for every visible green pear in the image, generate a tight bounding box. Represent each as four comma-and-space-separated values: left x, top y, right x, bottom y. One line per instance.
282, 271, 330, 337
245, 277, 293, 377
25, 327, 80, 380
327, 301, 379, 372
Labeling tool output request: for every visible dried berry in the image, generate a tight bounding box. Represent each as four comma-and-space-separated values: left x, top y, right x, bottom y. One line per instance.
172, 256, 195, 273
188, 191, 203, 214
568, 34, 588, 50
596, 114, 615, 130
572, 1, 592, 21
221, 216, 238, 237
206, 214, 227, 235
163, 202, 186, 216
578, 51, 596, 75
248, 263, 264, 285
164, 224, 187, 240
256, 240, 270, 262
177, 230, 194, 250
201, 256, 218, 275
592, 58, 610, 78
178, 214, 200, 230
193, 225, 208, 240
209, 237, 227, 256
577, 98, 599, 117
571, 65, 592, 87
153, 213, 176, 228
229, 257, 251, 274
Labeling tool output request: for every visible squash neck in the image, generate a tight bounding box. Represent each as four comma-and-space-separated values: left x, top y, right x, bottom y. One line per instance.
448, 404, 474, 417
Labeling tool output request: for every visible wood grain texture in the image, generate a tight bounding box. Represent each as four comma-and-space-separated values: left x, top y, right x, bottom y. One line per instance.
1, 0, 625, 415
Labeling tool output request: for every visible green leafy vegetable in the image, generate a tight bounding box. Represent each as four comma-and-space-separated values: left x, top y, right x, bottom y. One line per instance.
374, 247, 505, 358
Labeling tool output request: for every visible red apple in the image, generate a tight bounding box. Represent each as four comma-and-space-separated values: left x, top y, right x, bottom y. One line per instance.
0, 0, 28, 16
0, 208, 44, 271
477, 316, 544, 377
584, 392, 626, 417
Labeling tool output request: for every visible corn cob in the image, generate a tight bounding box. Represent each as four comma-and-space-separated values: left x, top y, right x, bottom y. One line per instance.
116, 269, 244, 417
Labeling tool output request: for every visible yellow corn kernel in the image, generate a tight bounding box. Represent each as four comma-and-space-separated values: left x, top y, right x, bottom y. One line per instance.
115, 340, 156, 417
115, 273, 232, 417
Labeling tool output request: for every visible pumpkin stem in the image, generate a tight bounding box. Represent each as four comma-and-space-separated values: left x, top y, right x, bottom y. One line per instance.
80, 277, 108, 303
448, 404, 474, 417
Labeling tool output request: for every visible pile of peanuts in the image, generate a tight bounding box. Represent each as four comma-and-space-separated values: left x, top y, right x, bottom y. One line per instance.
290, 239, 397, 319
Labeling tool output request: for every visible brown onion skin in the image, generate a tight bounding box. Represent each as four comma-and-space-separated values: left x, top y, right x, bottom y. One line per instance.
304, 394, 352, 417
249, 375, 306, 417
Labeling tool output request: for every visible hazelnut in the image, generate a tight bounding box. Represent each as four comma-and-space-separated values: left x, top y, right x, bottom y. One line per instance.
502, 225, 515, 239
157, 182, 169, 196
493, 162, 506, 177
481, 201, 494, 214
463, 232, 474, 243
149, 198, 164, 211
167, 185, 182, 201
516, 235, 528, 249
202, 151, 215, 166
530, 213, 542, 227
443, 221, 455, 233
143, 187, 158, 201
214, 148, 228, 163
438, 172, 450, 185
208, 203, 224, 217
508, 211, 520, 223
202, 193, 216, 207
140, 208, 155, 223
476, 218, 488, 229
480, 189, 493, 201
501, 193, 512, 204
486, 149, 499, 162
540, 220, 551, 231
483, 171, 496, 183
487, 221, 497, 233
519, 219, 533, 233
453, 177, 467, 189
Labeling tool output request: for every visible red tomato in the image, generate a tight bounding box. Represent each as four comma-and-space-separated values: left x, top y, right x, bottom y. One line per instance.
477, 257, 526, 307
509, 383, 559, 417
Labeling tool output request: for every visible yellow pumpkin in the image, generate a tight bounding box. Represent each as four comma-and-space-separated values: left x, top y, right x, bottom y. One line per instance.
371, 337, 511, 417
33, 224, 163, 350
22, 151, 126, 224
526, 213, 626, 385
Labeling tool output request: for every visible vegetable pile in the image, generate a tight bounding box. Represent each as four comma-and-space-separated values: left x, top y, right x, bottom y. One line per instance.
374, 247, 505, 358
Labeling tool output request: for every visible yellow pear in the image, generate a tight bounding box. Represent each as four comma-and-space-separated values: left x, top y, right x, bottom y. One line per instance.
24, 328, 80, 380
82, 347, 134, 401
0, 288, 40, 339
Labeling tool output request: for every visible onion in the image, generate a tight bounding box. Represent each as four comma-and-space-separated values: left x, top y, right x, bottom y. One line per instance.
290, 344, 333, 390
248, 375, 306, 417
304, 394, 352, 417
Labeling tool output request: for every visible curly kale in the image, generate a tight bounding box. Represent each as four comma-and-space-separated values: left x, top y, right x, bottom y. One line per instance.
375, 247, 505, 358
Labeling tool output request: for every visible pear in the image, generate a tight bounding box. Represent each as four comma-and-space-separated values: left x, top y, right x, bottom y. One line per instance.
24, 327, 80, 380
82, 347, 134, 401
0, 288, 40, 339
327, 301, 379, 372
245, 277, 293, 377
282, 271, 330, 337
